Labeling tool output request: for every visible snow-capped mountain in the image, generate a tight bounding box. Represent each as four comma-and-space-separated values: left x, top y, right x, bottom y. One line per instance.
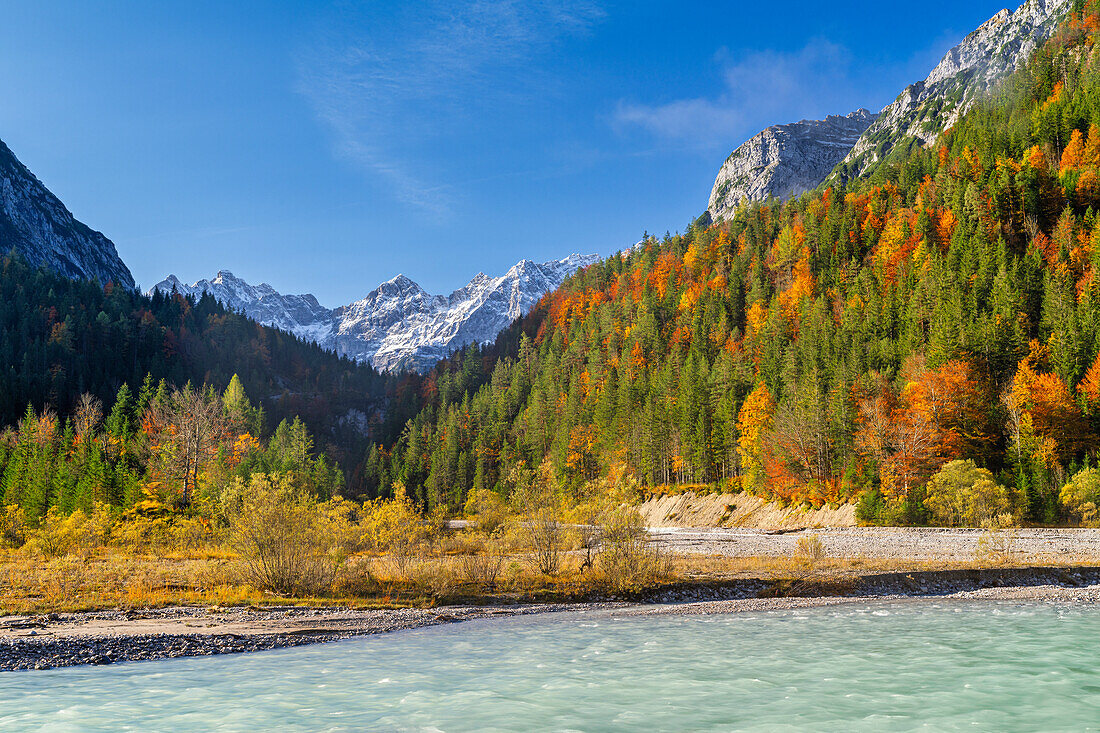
152, 254, 599, 373
706, 0, 1072, 220
707, 110, 877, 221
832, 0, 1072, 182
0, 138, 134, 288
153, 271, 332, 342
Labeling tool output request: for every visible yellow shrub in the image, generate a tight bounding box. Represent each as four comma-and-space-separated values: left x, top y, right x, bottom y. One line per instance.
463, 486, 509, 535
111, 514, 214, 554
923, 460, 1015, 527
227, 473, 345, 596
0, 505, 28, 548
590, 506, 668, 595
794, 534, 826, 562
361, 482, 429, 555
31, 503, 113, 558
110, 515, 173, 552
1060, 468, 1100, 527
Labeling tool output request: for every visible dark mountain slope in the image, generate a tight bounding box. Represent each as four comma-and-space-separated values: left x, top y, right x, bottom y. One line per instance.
0, 139, 134, 289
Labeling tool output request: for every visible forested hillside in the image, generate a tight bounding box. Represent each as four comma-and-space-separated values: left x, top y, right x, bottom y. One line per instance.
364, 2, 1100, 525
0, 253, 400, 490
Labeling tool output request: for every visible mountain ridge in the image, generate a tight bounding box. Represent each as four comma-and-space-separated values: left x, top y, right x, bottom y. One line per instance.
152, 253, 599, 373
0, 138, 134, 289
831, 0, 1074, 183
707, 0, 1073, 220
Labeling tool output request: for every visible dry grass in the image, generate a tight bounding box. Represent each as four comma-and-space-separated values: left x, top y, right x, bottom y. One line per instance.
0, 547, 257, 614
5, 525, 1100, 615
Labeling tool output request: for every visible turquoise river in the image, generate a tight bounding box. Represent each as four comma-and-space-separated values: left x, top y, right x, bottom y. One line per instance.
3, 600, 1100, 731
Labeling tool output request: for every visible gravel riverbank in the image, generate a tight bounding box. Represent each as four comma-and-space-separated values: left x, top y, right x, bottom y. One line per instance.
650, 525, 1100, 561
0, 604, 602, 672
5, 563, 1100, 671
5, 527, 1100, 671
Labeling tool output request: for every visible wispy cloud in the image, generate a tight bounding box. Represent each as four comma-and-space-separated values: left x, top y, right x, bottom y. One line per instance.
614, 31, 963, 152
296, 0, 603, 216
614, 39, 860, 148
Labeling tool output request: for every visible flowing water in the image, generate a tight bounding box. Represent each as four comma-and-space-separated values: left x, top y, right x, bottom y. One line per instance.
3, 600, 1100, 732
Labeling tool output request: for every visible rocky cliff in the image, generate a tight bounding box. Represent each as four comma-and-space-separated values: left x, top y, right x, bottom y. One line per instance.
0, 139, 134, 289
707, 110, 876, 221
831, 0, 1072, 182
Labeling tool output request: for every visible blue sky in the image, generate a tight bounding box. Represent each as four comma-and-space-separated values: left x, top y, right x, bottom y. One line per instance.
0, 1, 1007, 306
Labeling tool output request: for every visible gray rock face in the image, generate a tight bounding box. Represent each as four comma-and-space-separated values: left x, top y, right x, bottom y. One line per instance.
0, 139, 134, 289
832, 0, 1072, 182
707, 109, 877, 221
152, 254, 598, 373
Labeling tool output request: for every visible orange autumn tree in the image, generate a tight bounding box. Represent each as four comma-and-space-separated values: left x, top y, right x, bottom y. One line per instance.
1085, 124, 1100, 166
1004, 341, 1090, 468
565, 425, 600, 482
1062, 128, 1087, 173
1079, 351, 1100, 417
854, 373, 898, 476
854, 373, 936, 502
910, 358, 998, 463
855, 357, 996, 505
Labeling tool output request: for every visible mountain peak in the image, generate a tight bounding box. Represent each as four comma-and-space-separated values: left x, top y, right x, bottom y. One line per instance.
377, 273, 426, 296
0, 138, 135, 289
706, 0, 1072, 221
831, 0, 1072, 182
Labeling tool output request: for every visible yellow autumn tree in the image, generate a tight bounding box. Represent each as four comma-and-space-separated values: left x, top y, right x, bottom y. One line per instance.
1085, 124, 1100, 167
736, 382, 775, 490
